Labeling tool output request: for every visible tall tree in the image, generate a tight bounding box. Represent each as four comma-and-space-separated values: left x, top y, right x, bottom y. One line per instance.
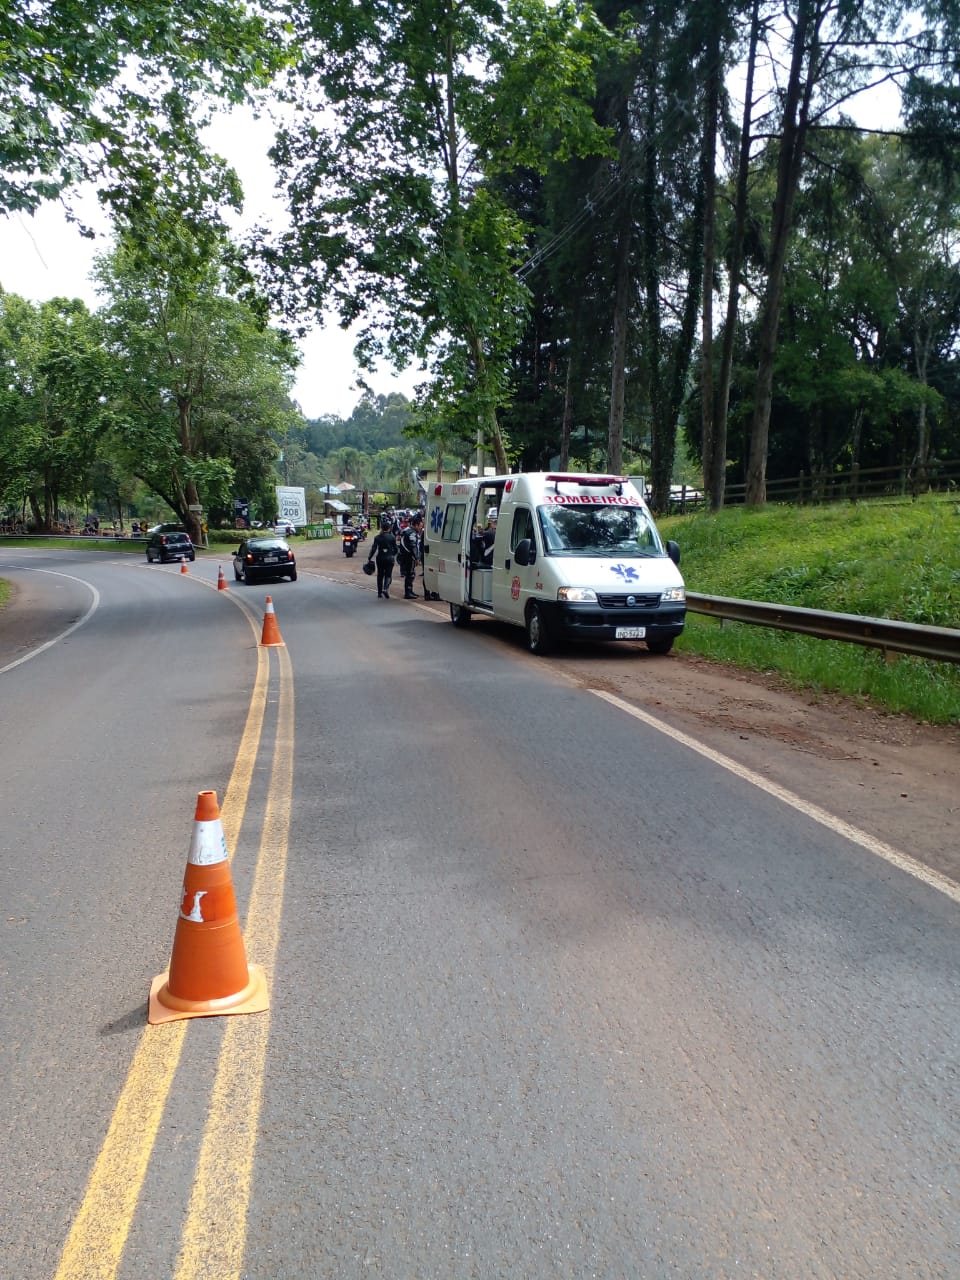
0, 294, 114, 529
696, 0, 758, 512
508, 155, 613, 472
628, 0, 708, 510
505, 0, 713, 505
95, 231, 300, 543
740, 0, 956, 503
743, 0, 820, 505
710, 129, 953, 485
867, 140, 960, 476
263, 0, 615, 474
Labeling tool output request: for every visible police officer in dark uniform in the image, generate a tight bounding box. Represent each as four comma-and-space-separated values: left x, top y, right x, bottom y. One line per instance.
367, 515, 398, 598
400, 510, 423, 598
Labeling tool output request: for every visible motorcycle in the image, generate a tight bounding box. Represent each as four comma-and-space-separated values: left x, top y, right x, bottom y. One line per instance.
342, 526, 361, 557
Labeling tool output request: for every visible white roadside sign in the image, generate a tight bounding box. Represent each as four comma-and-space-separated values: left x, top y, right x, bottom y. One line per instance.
275, 485, 307, 524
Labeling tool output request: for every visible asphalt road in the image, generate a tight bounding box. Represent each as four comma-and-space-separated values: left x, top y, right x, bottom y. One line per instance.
0, 543, 957, 1279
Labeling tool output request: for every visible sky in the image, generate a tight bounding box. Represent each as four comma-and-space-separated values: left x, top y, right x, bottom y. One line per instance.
0, 108, 421, 421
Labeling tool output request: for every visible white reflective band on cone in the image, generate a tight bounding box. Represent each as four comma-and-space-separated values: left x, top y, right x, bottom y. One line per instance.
188, 819, 228, 867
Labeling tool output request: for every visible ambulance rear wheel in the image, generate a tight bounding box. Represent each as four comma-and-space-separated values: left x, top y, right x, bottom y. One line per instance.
450, 603, 472, 628
525, 603, 552, 656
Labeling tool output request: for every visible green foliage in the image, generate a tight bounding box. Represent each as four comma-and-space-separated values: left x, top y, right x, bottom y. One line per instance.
661, 497, 960, 722
0, 294, 116, 526
304, 393, 423, 457
710, 132, 960, 486
0, 0, 288, 222
263, 0, 617, 469
93, 231, 301, 535
206, 528, 247, 547
504, 0, 726, 495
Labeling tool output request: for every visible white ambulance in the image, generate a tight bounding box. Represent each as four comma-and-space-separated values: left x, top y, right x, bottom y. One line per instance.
423, 472, 685, 655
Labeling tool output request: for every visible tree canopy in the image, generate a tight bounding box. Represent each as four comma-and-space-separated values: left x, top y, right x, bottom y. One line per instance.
0, 293, 116, 528
93, 228, 301, 540
260, 0, 618, 472
0, 0, 287, 227
2, 0, 960, 523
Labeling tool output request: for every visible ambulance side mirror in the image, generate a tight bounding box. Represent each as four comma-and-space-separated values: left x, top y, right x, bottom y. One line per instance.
666, 539, 680, 566
514, 538, 536, 567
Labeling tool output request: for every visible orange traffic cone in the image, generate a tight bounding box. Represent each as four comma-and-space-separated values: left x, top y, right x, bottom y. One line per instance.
217, 564, 227, 591
180, 557, 189, 575
260, 596, 284, 647
148, 790, 268, 1024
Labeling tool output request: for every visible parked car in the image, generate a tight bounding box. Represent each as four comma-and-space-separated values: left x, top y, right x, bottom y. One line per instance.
274, 519, 297, 536
233, 536, 298, 584
146, 531, 195, 563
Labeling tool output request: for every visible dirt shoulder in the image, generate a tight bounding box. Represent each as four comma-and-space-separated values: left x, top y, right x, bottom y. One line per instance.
300, 531, 960, 886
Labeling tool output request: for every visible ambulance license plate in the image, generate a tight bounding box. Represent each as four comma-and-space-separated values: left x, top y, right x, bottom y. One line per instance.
615, 625, 646, 639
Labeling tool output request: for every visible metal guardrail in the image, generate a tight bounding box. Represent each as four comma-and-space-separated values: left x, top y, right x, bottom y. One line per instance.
686, 592, 960, 664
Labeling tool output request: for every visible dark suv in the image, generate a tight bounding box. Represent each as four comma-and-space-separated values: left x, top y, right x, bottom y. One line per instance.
146, 531, 195, 563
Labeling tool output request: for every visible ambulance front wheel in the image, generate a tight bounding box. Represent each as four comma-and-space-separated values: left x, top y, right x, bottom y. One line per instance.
525, 602, 553, 656
646, 636, 675, 655
450, 603, 472, 628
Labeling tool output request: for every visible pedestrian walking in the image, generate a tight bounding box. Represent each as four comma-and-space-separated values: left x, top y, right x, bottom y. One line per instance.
366, 516, 398, 598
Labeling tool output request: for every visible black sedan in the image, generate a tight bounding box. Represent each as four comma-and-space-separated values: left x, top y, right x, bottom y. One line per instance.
233, 536, 298, 584
146, 530, 195, 563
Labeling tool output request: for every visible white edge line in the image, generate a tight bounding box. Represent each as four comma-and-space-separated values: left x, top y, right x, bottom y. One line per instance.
0, 569, 101, 675
591, 687, 960, 907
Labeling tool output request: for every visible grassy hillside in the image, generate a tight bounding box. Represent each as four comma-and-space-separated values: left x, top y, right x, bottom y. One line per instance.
659, 495, 960, 726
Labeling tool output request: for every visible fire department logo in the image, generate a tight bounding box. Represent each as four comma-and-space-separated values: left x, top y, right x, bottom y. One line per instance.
511, 576, 521, 600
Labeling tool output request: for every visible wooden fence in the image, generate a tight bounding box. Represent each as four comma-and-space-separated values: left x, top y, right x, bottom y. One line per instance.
722, 458, 960, 507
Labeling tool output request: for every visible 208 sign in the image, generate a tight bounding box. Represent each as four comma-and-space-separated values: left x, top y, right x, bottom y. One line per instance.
275, 486, 307, 524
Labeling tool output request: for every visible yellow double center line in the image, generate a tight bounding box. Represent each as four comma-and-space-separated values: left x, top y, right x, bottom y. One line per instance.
55, 611, 293, 1280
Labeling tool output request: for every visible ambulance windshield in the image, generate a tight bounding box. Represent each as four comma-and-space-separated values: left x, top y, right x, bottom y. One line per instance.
537, 503, 665, 557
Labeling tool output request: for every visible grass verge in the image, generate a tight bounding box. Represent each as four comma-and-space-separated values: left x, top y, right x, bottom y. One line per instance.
0, 536, 150, 555
660, 495, 960, 726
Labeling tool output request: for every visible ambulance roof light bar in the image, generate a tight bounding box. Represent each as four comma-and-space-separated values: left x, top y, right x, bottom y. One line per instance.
544, 474, 626, 495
